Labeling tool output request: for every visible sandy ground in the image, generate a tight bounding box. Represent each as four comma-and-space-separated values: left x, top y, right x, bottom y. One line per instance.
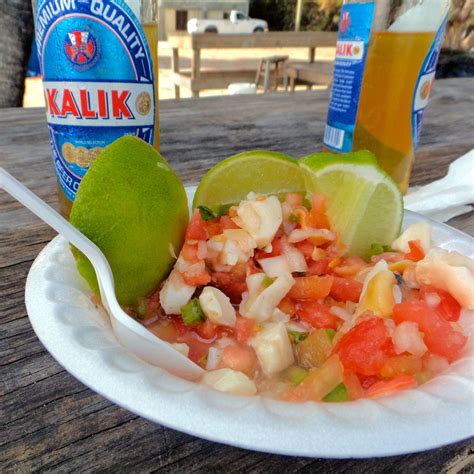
24, 41, 335, 107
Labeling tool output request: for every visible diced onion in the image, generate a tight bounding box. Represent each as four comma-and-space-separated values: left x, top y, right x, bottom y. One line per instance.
282, 241, 307, 273
259, 256, 291, 277
288, 228, 334, 244
330, 305, 351, 321
271, 308, 290, 323
423, 353, 450, 374
425, 292, 441, 307
286, 320, 312, 332
206, 347, 223, 370
392, 285, 403, 304
392, 321, 428, 357
215, 337, 235, 348
197, 240, 208, 259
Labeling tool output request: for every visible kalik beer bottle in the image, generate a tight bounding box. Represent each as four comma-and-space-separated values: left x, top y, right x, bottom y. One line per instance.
32, 0, 159, 216
324, 0, 450, 193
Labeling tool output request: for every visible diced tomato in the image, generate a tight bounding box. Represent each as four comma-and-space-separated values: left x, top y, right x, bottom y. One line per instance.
296, 301, 340, 330
148, 320, 179, 343
178, 333, 212, 365
295, 240, 315, 259
194, 321, 233, 341
400, 284, 420, 303
343, 371, 365, 400
334, 318, 394, 376
333, 256, 367, 277
392, 302, 467, 361
366, 374, 417, 399
405, 240, 425, 261
357, 374, 380, 390
255, 237, 283, 260
234, 316, 256, 344
205, 220, 223, 237
380, 355, 422, 378
181, 242, 199, 262
220, 215, 239, 230
170, 317, 212, 365
171, 315, 188, 336
144, 287, 162, 317
219, 343, 258, 378
288, 275, 334, 300
309, 193, 330, 229
278, 296, 296, 317
182, 270, 211, 287
419, 285, 461, 322
307, 257, 330, 275
186, 209, 208, 241
330, 277, 363, 303
194, 320, 218, 340
211, 267, 247, 304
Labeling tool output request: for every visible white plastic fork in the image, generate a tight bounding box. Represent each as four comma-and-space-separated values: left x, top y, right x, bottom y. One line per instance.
0, 168, 204, 380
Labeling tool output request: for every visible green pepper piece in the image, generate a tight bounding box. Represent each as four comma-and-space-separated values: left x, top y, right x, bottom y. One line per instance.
285, 366, 308, 386
369, 243, 392, 257
323, 383, 350, 402
288, 330, 309, 344
262, 275, 275, 288
325, 329, 337, 342
198, 205, 218, 221
181, 298, 206, 326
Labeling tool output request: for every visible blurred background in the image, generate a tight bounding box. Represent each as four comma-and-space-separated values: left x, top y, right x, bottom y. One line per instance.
0, 0, 472, 108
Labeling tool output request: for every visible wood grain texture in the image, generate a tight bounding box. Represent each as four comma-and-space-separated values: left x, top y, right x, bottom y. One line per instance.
1, 78, 473, 472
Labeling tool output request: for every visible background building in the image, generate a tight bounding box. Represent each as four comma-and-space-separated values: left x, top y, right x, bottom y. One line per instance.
158, 0, 250, 39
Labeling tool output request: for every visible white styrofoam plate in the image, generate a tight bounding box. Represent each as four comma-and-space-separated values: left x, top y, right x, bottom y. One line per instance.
25, 188, 474, 458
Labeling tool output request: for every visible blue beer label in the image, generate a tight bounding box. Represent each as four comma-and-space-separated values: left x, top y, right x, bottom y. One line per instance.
324, 2, 375, 152
411, 15, 448, 149
35, 0, 156, 202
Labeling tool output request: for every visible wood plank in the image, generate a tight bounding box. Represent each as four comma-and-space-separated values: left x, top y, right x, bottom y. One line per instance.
191, 48, 201, 98
168, 31, 338, 50
173, 70, 258, 90
171, 47, 180, 99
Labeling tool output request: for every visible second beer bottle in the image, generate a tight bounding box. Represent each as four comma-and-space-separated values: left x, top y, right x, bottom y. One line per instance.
324, 0, 450, 193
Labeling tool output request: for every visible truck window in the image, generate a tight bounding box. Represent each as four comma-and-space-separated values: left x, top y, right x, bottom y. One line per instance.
223, 12, 229, 20
176, 10, 188, 31
236, 13, 247, 20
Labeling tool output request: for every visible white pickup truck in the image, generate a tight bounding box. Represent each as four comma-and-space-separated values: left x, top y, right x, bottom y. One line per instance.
187, 10, 268, 34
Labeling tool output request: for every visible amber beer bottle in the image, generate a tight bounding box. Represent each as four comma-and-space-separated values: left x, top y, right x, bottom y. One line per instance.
324, 0, 450, 193
32, 0, 159, 217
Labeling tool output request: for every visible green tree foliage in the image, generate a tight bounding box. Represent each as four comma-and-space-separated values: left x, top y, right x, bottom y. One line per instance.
249, 0, 342, 31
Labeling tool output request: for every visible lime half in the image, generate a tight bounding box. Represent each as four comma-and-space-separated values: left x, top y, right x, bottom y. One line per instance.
299, 151, 403, 259
70, 136, 188, 306
193, 150, 305, 211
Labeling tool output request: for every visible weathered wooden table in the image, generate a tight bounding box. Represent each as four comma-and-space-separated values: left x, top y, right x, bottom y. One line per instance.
1, 78, 473, 471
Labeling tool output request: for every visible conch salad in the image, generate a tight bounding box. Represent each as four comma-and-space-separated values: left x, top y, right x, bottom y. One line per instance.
128, 193, 474, 402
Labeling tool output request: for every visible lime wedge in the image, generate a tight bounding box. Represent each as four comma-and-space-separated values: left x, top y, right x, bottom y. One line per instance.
70, 136, 188, 306
193, 150, 305, 211
299, 151, 403, 259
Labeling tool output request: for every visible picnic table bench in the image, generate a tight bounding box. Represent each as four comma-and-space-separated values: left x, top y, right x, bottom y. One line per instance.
168, 31, 337, 98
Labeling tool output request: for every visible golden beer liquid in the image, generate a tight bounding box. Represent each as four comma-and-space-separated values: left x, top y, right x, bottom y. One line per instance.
142, 21, 160, 151
57, 22, 159, 217
352, 31, 436, 193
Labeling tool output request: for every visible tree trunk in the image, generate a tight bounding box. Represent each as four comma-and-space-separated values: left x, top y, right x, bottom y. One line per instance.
0, 1, 34, 107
